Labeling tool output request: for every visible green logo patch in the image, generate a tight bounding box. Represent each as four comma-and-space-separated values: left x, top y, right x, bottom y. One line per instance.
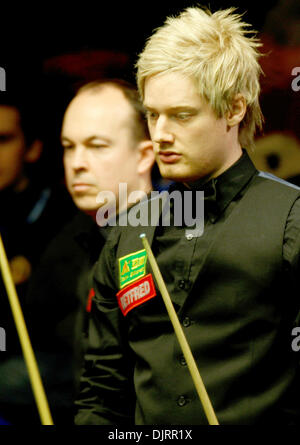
119, 249, 147, 289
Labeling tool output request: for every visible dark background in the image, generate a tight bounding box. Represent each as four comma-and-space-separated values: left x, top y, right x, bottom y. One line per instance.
0, 1, 279, 61
1, 0, 299, 183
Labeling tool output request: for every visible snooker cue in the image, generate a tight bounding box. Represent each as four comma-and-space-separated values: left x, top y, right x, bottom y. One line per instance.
0, 233, 54, 425
140, 233, 219, 425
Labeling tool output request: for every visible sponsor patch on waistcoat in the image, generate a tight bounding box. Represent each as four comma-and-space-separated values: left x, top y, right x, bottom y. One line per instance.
116, 274, 156, 316
118, 249, 147, 289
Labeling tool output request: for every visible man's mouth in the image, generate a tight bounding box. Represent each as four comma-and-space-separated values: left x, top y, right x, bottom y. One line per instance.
72, 182, 94, 192
158, 151, 182, 163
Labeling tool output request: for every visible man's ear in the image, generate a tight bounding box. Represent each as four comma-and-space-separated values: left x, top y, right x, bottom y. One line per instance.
226, 94, 247, 127
24, 139, 43, 163
137, 140, 155, 175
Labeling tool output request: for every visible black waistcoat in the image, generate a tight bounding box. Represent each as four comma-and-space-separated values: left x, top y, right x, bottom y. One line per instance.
111, 173, 300, 425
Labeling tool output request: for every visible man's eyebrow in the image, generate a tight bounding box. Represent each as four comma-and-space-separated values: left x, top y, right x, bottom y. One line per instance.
60, 135, 72, 144
0, 130, 15, 135
143, 104, 155, 111
143, 105, 197, 112
84, 135, 112, 143
60, 135, 112, 144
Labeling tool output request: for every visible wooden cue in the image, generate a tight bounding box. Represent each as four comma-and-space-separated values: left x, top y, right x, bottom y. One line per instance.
0, 233, 54, 425
140, 233, 219, 425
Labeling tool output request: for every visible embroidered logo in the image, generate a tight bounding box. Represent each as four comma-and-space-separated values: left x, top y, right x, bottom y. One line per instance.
118, 249, 147, 289
116, 274, 156, 316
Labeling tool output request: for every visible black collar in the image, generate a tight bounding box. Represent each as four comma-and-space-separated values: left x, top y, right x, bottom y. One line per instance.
169, 150, 258, 222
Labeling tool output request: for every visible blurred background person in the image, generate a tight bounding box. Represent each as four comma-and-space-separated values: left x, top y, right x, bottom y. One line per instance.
24, 79, 155, 425
0, 90, 76, 293
0, 86, 77, 425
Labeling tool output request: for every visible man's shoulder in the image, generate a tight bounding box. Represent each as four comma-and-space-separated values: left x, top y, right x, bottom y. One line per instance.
32, 211, 96, 267
49, 211, 94, 247
255, 171, 300, 193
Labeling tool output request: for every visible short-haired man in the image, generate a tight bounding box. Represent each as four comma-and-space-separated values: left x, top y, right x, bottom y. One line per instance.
62, 80, 154, 218
75, 7, 300, 425
26, 79, 155, 424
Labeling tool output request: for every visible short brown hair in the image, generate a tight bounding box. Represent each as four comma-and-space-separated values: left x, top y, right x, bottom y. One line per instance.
75, 78, 150, 142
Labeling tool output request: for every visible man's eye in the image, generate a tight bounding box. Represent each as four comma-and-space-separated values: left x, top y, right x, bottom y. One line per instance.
0, 134, 14, 143
87, 143, 109, 149
176, 113, 191, 120
62, 143, 74, 150
146, 111, 158, 121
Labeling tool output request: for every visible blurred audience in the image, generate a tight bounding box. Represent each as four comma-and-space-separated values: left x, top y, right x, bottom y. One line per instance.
0, 89, 77, 425
253, 0, 300, 184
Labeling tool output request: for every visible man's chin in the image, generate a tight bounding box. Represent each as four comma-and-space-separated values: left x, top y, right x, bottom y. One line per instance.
158, 167, 195, 183
73, 197, 98, 216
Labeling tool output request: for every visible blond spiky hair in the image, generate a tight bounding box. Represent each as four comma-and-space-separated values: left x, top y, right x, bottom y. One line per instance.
136, 6, 264, 149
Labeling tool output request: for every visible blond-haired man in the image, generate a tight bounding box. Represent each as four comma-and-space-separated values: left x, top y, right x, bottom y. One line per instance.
75, 7, 300, 425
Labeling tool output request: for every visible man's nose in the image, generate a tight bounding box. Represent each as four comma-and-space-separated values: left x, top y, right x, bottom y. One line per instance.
153, 116, 174, 145
71, 146, 88, 170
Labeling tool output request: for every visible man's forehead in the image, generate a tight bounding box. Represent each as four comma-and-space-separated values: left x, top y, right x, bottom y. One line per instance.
66, 86, 133, 119
77, 84, 129, 106
143, 72, 201, 110
0, 105, 21, 130
0, 105, 20, 118
61, 88, 135, 139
